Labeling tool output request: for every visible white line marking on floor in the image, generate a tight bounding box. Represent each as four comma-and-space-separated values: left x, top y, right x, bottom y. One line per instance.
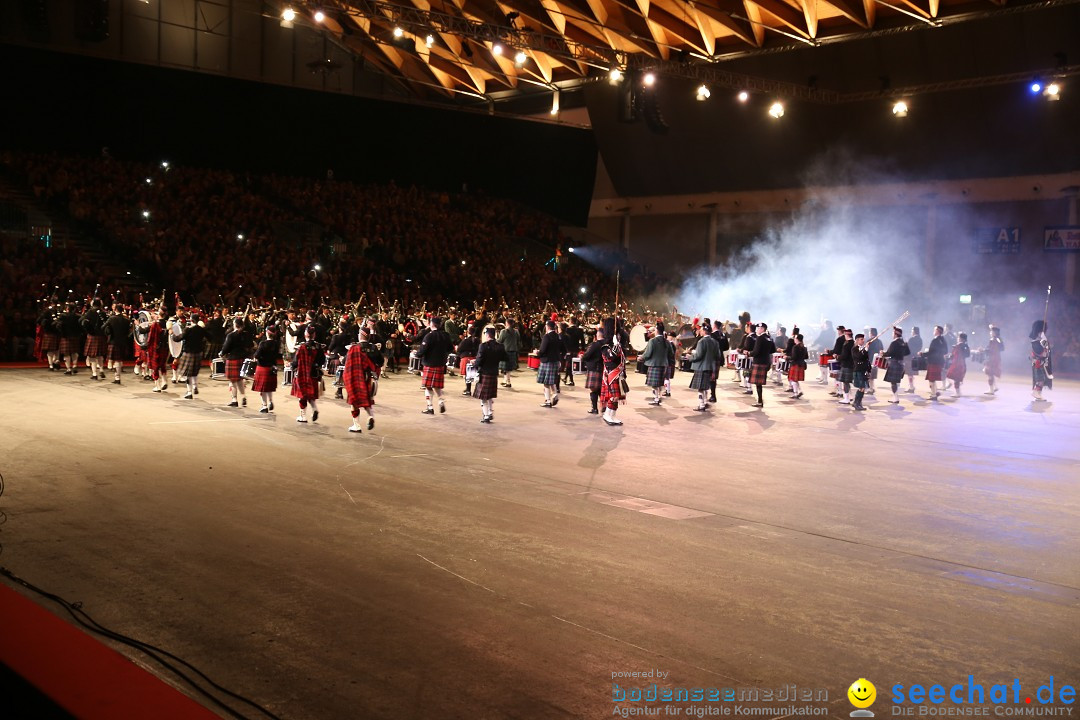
416, 553, 497, 594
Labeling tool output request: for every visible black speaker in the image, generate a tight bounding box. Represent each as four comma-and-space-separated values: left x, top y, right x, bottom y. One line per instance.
74, 0, 109, 42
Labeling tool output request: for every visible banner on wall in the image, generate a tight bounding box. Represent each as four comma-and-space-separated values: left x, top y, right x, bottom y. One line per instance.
1044, 226, 1080, 252
972, 227, 1020, 254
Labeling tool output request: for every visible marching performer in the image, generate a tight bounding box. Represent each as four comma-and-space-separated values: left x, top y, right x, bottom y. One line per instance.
456, 328, 480, 397
344, 329, 380, 433
81, 299, 107, 381
946, 332, 970, 396
782, 326, 799, 394
291, 326, 325, 422
37, 304, 61, 371
497, 319, 520, 388
748, 323, 776, 408
905, 327, 923, 393
473, 327, 508, 423
850, 333, 870, 411
582, 326, 605, 415
883, 327, 910, 405
536, 321, 564, 408
836, 328, 854, 405
983, 326, 1003, 395
738, 322, 756, 394
599, 318, 627, 426
58, 303, 82, 375
147, 307, 170, 392
866, 328, 883, 394
221, 318, 250, 407
639, 324, 669, 406
104, 304, 131, 384
771, 326, 788, 386
923, 325, 948, 400
828, 325, 847, 395
787, 333, 808, 399
253, 326, 281, 413
688, 323, 719, 412
176, 313, 208, 400
664, 328, 678, 397
1029, 320, 1052, 402
418, 316, 452, 415
813, 321, 835, 384
709, 320, 729, 402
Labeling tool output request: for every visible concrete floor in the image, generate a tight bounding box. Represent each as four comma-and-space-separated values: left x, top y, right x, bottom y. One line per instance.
0, 365, 1077, 719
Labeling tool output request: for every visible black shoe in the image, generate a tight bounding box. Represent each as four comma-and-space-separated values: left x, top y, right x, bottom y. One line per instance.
853, 404, 866, 411
480, 416, 491, 423
785, 388, 794, 393
462, 388, 472, 396
269, 402, 274, 411
242, 397, 247, 407
588, 408, 599, 414
439, 403, 446, 414
367, 417, 375, 430
794, 393, 803, 399
752, 402, 763, 408
260, 407, 269, 413
312, 410, 319, 422
709, 395, 717, 403
541, 401, 552, 407
551, 395, 559, 407
64, 370, 72, 375
228, 401, 239, 408
112, 379, 121, 385
194, 387, 199, 395
334, 389, 343, 399
663, 391, 670, 397
422, 408, 435, 415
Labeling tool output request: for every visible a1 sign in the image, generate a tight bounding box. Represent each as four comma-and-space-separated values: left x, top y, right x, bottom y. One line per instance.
973, 227, 1021, 254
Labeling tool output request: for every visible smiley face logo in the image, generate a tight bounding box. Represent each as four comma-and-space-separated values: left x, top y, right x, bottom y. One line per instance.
848, 679, 877, 709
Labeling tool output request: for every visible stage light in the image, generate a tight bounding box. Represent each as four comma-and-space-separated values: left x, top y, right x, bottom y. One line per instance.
126, 271, 131, 275
237, 234, 244, 240
609, 68, 623, 84
959, 294, 972, 304
643, 72, 656, 87
567, 247, 575, 253
461, 260, 466, 265
1019, 296, 1027, 303
282, 7, 296, 22
160, 160, 169, 169
514, 50, 527, 65
892, 100, 908, 117
313, 264, 322, 271
425, 34, 434, 48
696, 84, 710, 101
313, 10, 325, 22
737, 90, 749, 103
769, 101, 784, 118
145, 177, 152, 184
492, 43, 503, 56
1030, 81, 1043, 94
393, 26, 404, 38
580, 286, 587, 294
1046, 82, 1061, 100
142, 210, 150, 219
580, 303, 586, 310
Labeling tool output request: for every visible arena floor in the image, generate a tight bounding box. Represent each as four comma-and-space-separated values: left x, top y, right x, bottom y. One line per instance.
0, 364, 1077, 719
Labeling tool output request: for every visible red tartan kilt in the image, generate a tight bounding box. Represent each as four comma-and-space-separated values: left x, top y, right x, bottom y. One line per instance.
748, 362, 770, 385
106, 342, 126, 361
459, 356, 475, 375
585, 369, 601, 390
787, 364, 806, 382
473, 373, 498, 400
290, 375, 320, 401
147, 344, 167, 371
599, 380, 625, 408
225, 359, 244, 381
84, 335, 106, 357
58, 337, 79, 357
420, 365, 445, 389
40, 333, 59, 352
346, 376, 373, 408
925, 363, 943, 382
252, 365, 277, 392
133, 344, 146, 363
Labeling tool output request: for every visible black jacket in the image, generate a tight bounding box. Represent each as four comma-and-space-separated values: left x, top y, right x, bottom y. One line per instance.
104, 314, 131, 342
419, 329, 452, 367
582, 340, 604, 373
538, 331, 564, 363
839, 338, 855, 368
885, 338, 910, 360
457, 335, 479, 358
926, 335, 948, 365
830, 334, 846, 357
749, 334, 776, 365
852, 345, 870, 373
474, 339, 508, 375
181, 324, 208, 355
255, 338, 282, 367
221, 330, 250, 360
788, 344, 809, 368
560, 331, 580, 356
711, 330, 730, 354
81, 309, 106, 336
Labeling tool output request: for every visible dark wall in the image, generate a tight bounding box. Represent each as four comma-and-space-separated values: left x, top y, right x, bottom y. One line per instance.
0, 44, 597, 224
587, 5, 1080, 198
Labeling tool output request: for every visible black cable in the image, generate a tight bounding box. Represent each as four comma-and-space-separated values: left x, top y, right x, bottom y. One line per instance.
0, 566, 283, 720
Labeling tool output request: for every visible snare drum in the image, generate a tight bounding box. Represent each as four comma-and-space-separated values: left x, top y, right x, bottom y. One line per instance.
735, 355, 751, 371
408, 351, 422, 374
873, 353, 889, 370
828, 360, 841, 378
334, 365, 345, 387
446, 353, 458, 373
465, 361, 478, 383
726, 350, 740, 368
911, 355, 928, 372
240, 358, 257, 380
775, 358, 791, 374
819, 352, 835, 367
771, 351, 786, 370
527, 354, 541, 370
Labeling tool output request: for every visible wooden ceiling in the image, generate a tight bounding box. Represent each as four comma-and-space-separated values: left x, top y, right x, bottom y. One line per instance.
293, 0, 1067, 100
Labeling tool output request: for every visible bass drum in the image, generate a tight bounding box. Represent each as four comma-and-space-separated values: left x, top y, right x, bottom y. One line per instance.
368, 375, 378, 399
628, 323, 652, 353
167, 319, 184, 358
676, 323, 696, 350
133, 310, 153, 348
285, 322, 299, 355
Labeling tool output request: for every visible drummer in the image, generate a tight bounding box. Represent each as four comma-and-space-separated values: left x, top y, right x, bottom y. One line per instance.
456, 326, 481, 397
221, 318, 250, 408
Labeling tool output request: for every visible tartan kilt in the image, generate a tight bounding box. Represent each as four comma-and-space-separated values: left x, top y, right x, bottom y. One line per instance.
839, 367, 854, 384
499, 354, 518, 372
347, 375, 374, 408
40, 332, 59, 353
853, 370, 869, 389
645, 364, 666, 388
667, 363, 676, 379
748, 362, 770, 386
883, 361, 905, 384
536, 361, 559, 386
176, 352, 202, 377
925, 363, 943, 382
689, 370, 711, 390
225, 358, 244, 382
106, 342, 127, 362
59, 337, 79, 357
946, 358, 967, 383
420, 364, 446, 389
459, 356, 475, 375
252, 365, 277, 392
599, 378, 625, 408
787, 364, 806, 382
84, 335, 107, 358
585, 369, 602, 390
473, 373, 498, 401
